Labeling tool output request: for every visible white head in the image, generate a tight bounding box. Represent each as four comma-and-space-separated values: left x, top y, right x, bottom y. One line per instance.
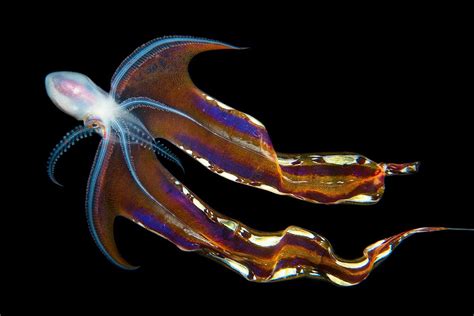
45, 72, 118, 133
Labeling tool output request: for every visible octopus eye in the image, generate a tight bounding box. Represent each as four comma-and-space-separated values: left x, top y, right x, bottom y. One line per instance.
91, 122, 99, 128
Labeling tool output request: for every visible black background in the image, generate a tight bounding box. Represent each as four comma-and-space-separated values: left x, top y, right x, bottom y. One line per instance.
3, 6, 472, 314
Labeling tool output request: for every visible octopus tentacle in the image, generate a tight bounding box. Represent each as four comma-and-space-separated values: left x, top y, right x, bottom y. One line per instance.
116, 114, 184, 172
112, 36, 420, 204
85, 122, 168, 270
204, 227, 450, 284
382, 162, 420, 175
83, 133, 135, 269
47, 125, 94, 186
111, 36, 241, 98
95, 140, 463, 285
112, 120, 191, 229
120, 97, 197, 123
153, 139, 184, 173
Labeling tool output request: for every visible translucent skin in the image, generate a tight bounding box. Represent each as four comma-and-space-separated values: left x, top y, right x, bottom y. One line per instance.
46, 36, 467, 285
46, 72, 116, 121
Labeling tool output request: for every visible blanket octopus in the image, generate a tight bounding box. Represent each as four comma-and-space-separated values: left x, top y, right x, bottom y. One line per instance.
46, 36, 470, 286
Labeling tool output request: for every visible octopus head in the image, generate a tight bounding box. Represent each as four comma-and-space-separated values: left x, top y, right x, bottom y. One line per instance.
45, 71, 118, 135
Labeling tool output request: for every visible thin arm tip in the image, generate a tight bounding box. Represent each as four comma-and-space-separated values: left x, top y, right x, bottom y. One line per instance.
381, 161, 420, 176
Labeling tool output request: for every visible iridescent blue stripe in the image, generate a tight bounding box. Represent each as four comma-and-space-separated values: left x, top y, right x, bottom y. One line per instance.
121, 97, 271, 156
176, 133, 278, 186
193, 95, 271, 145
